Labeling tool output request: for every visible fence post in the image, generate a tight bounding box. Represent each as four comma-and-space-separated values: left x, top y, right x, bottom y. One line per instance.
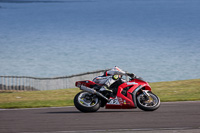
7, 76, 10, 90
5, 77, 8, 90
0, 77, 4, 90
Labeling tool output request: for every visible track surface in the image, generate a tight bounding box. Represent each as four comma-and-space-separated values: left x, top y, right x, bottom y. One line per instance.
0, 101, 200, 133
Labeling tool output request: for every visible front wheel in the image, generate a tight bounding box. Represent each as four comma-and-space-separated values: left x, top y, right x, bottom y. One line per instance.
136, 92, 160, 111
74, 91, 101, 112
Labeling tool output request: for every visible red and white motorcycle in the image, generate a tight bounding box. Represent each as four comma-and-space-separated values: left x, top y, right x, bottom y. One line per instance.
74, 74, 160, 112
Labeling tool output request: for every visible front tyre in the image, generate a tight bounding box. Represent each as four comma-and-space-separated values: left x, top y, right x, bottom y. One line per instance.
136, 92, 160, 111
74, 91, 101, 112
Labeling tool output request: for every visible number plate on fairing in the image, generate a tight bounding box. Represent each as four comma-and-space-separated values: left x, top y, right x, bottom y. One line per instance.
107, 97, 122, 105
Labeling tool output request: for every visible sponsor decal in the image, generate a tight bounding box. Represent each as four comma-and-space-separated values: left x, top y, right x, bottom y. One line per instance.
124, 100, 126, 105
127, 82, 138, 85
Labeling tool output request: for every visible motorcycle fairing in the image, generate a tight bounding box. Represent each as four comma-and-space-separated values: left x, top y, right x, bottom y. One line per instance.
75, 80, 96, 88
105, 78, 151, 109
105, 83, 136, 109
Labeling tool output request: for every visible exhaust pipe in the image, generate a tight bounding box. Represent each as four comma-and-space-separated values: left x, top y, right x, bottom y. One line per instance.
80, 85, 109, 101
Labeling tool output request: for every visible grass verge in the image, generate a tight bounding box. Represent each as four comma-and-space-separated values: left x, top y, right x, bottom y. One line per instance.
0, 79, 199, 109
150, 79, 200, 102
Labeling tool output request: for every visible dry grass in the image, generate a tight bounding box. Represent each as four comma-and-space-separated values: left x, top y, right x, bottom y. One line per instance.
0, 79, 199, 108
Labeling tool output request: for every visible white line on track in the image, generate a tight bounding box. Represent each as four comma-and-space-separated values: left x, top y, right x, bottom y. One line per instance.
0, 106, 74, 111
0, 101, 199, 111
21, 127, 200, 133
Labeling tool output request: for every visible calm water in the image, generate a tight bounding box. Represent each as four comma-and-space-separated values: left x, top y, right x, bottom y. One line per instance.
0, 0, 200, 82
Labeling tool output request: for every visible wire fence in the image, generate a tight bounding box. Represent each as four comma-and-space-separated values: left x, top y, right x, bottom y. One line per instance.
0, 69, 107, 91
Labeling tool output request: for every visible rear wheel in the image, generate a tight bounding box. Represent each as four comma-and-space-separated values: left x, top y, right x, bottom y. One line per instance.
136, 92, 160, 111
74, 91, 101, 112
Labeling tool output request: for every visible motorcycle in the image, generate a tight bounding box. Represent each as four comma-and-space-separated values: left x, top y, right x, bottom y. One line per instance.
74, 74, 160, 112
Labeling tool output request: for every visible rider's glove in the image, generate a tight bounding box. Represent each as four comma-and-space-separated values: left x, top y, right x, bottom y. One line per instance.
127, 73, 135, 78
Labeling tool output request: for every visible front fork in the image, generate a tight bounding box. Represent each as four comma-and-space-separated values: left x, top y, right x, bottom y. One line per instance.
141, 90, 153, 103
142, 90, 150, 97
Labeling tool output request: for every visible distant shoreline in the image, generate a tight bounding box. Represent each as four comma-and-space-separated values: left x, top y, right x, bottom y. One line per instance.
0, 0, 91, 3
0, 0, 64, 3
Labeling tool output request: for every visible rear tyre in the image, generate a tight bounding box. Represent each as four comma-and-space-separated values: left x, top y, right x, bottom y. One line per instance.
74, 91, 101, 112
136, 92, 160, 111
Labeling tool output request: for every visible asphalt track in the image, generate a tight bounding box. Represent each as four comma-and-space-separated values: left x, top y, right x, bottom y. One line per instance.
0, 101, 200, 133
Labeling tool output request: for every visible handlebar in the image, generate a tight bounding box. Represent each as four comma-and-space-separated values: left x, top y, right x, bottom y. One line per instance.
126, 73, 136, 79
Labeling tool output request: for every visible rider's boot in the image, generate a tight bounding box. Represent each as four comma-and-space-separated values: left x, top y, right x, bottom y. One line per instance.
99, 86, 113, 93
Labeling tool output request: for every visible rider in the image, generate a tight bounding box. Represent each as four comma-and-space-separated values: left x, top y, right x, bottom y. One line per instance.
93, 66, 135, 93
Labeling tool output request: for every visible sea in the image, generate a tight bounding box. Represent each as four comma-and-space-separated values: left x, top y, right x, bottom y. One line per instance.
0, 0, 200, 82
